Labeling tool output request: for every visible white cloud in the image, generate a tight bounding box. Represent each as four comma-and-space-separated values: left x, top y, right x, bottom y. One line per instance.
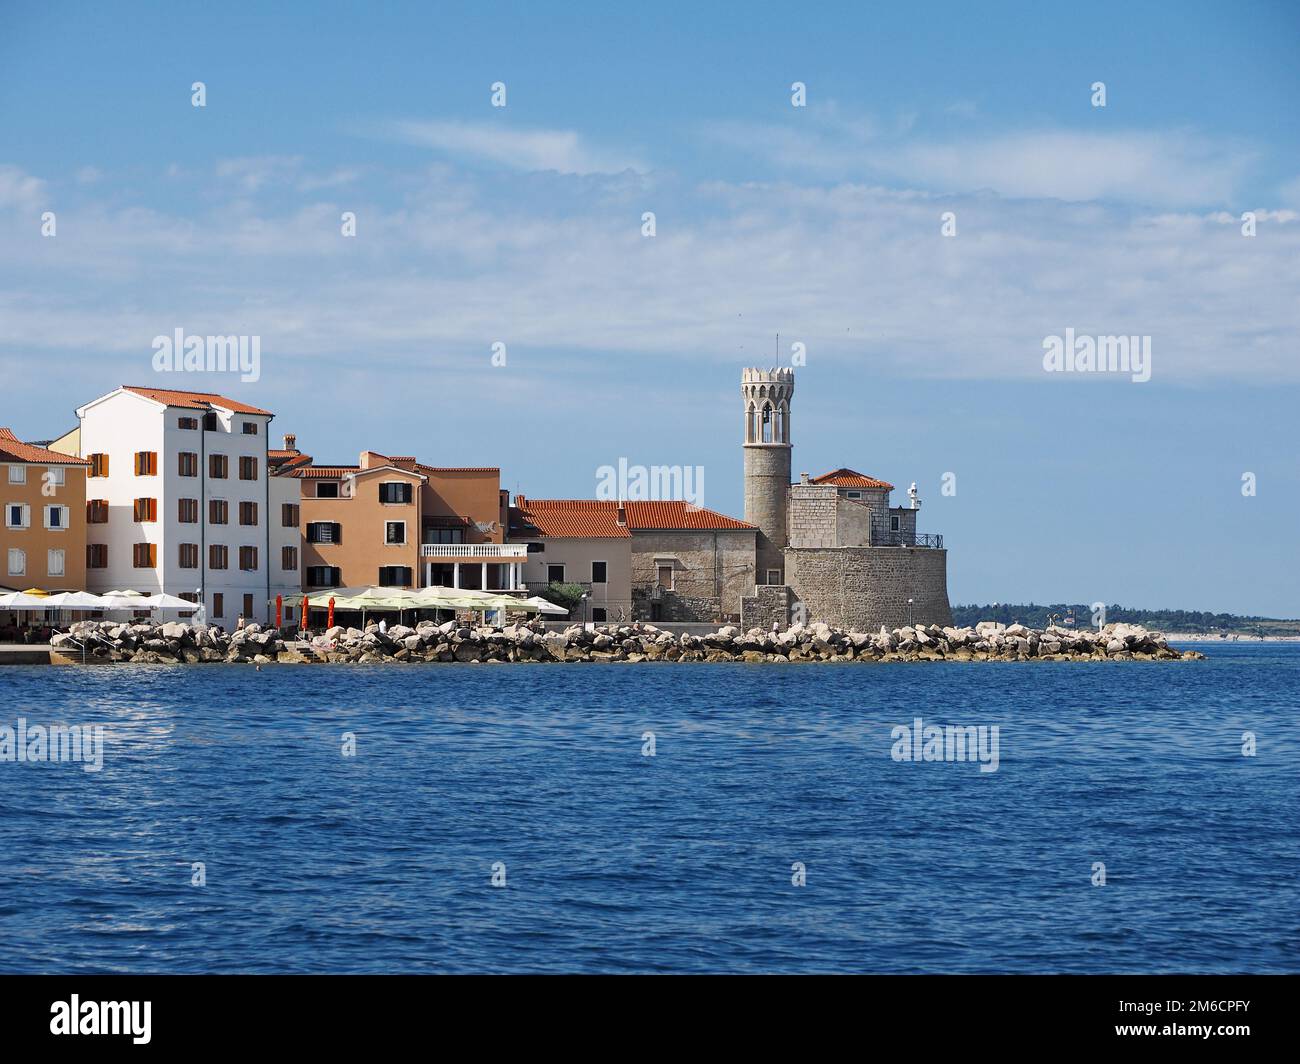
383, 119, 644, 174
0, 165, 46, 211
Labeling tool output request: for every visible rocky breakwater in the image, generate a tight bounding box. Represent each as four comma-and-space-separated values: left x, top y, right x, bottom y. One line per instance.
51, 618, 1204, 664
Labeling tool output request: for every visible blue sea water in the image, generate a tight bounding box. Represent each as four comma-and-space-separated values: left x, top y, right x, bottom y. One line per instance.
0, 644, 1296, 974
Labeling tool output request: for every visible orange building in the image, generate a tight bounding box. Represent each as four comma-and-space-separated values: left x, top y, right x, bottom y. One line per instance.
1, 428, 89, 592
282, 445, 525, 591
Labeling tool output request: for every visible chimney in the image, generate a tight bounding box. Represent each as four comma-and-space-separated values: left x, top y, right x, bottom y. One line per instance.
617, 504, 627, 525
800, 472, 810, 485
283, 433, 297, 451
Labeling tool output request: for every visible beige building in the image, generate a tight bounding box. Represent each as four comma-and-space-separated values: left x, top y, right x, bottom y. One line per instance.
1, 428, 89, 592
509, 497, 755, 623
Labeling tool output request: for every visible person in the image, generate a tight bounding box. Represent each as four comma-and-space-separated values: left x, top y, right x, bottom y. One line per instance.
237, 614, 246, 630
771, 620, 780, 635
378, 617, 388, 634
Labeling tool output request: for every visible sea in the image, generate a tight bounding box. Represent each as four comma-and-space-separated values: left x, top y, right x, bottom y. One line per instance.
0, 643, 1296, 973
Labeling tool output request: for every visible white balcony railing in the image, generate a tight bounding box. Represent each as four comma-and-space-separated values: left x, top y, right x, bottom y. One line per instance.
419, 543, 528, 559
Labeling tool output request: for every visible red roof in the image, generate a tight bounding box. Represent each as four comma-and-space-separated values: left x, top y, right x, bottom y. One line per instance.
121, 386, 273, 416
810, 468, 894, 490
623, 500, 754, 530
0, 428, 89, 466
511, 500, 630, 539
511, 498, 753, 538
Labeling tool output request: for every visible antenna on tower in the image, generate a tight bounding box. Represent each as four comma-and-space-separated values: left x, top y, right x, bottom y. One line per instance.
775, 332, 780, 365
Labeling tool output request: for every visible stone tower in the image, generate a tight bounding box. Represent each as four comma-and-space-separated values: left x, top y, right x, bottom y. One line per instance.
742, 367, 794, 584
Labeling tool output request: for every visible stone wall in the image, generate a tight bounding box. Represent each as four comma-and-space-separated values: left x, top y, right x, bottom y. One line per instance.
630, 529, 757, 622
740, 584, 792, 630
784, 546, 952, 630
787, 483, 838, 548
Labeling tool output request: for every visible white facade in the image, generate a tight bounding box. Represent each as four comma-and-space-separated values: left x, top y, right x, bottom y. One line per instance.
76, 388, 279, 624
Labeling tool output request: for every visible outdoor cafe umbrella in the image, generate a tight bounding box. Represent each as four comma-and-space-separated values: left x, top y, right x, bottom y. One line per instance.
522, 595, 568, 615
141, 592, 196, 610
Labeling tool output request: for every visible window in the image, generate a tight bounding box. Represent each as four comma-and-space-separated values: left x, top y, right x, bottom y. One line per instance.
546, 564, 565, 584
178, 451, 198, 477
306, 566, 341, 588
87, 544, 107, 569
178, 497, 198, 523
385, 521, 406, 544
657, 564, 673, 590
87, 499, 109, 523
209, 544, 228, 570
306, 521, 341, 544
212, 592, 223, 618
134, 451, 157, 476
281, 503, 299, 527
766, 569, 782, 585
7, 465, 25, 484
239, 546, 258, 571
379, 482, 412, 504
314, 482, 339, 498
592, 607, 607, 622
282, 545, 298, 571
209, 454, 228, 479
423, 526, 465, 544
132, 542, 157, 568
242, 422, 258, 435
890, 514, 901, 532
88, 453, 109, 477
133, 498, 157, 523
5, 503, 30, 528
44, 504, 70, 530
239, 501, 258, 526
178, 543, 199, 569
178, 416, 199, 430
242, 594, 254, 618
47, 549, 65, 578
239, 456, 258, 480
284, 605, 295, 622
209, 499, 228, 525
845, 490, 863, 500
377, 566, 412, 587
46, 466, 65, 486
591, 561, 608, 584
7, 548, 25, 576
203, 412, 218, 431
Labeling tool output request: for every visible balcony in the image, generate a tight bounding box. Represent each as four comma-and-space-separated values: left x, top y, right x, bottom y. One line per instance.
869, 528, 944, 549
419, 543, 529, 559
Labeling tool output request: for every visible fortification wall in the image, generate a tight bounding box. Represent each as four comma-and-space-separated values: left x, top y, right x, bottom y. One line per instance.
784, 546, 952, 631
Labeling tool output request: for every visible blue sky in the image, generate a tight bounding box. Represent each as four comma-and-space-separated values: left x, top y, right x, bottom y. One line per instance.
2, 1, 1297, 615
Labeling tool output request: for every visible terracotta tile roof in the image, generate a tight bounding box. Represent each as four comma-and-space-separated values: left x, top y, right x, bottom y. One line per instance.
810, 468, 894, 491
510, 500, 631, 539
510, 498, 753, 537
0, 428, 89, 466
623, 500, 755, 530
414, 464, 500, 475
293, 465, 358, 479
121, 385, 273, 416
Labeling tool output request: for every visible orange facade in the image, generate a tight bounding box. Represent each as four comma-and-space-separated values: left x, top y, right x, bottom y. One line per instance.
1, 429, 89, 591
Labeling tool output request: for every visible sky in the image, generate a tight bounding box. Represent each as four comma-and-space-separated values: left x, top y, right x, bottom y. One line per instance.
1, 0, 1297, 615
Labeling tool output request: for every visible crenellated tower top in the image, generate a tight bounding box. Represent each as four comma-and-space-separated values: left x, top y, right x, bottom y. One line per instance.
741, 367, 794, 445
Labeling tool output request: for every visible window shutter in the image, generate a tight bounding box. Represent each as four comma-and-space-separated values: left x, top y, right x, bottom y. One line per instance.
332, 523, 342, 544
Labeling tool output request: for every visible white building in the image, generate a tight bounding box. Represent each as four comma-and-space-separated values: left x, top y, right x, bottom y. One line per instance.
73, 386, 287, 625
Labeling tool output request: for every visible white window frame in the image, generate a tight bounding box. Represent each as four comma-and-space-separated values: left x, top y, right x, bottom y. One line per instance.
7, 548, 26, 577
44, 504, 70, 530
46, 466, 65, 486
845, 490, 862, 499
5, 503, 30, 529
385, 520, 407, 545
8, 465, 26, 484
47, 548, 65, 578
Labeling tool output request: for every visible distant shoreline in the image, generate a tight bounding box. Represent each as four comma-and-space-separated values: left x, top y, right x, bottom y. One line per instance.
1166, 633, 1300, 643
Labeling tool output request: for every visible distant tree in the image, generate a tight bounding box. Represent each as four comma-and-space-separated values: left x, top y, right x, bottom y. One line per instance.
543, 582, 587, 615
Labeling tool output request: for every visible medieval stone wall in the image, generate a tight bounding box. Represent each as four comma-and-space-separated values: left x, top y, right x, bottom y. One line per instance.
630, 529, 757, 621
783, 546, 952, 630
